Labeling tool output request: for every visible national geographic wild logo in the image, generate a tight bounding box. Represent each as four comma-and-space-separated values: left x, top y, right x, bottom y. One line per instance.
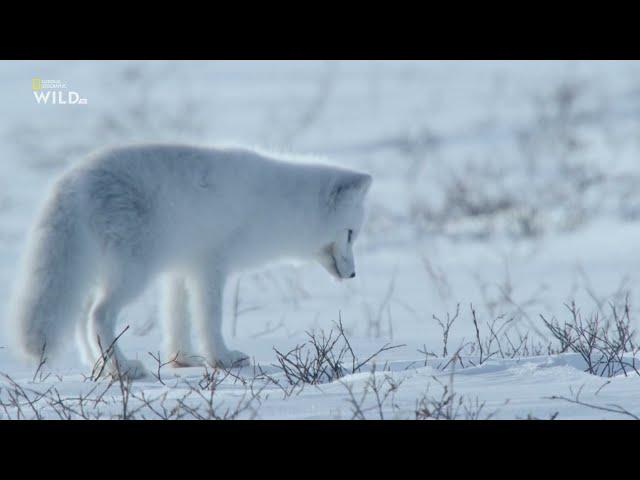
32, 78, 88, 105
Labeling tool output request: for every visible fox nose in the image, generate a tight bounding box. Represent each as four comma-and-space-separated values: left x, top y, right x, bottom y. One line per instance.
349, 272, 356, 278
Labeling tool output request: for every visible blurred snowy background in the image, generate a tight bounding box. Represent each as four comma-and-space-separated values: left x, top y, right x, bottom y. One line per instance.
2, 61, 640, 419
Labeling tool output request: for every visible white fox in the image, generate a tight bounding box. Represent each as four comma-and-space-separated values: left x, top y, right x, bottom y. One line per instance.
7, 144, 372, 379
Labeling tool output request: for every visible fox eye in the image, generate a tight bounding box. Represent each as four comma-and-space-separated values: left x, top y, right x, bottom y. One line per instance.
347, 229, 353, 243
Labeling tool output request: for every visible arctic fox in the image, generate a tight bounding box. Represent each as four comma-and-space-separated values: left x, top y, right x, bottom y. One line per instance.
7, 144, 372, 379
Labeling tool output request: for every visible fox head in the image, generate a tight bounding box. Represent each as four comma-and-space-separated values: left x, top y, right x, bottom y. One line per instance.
315, 171, 372, 280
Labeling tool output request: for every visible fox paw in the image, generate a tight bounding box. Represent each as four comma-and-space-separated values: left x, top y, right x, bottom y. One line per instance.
210, 349, 250, 369
95, 358, 149, 381
120, 359, 150, 380
168, 352, 206, 368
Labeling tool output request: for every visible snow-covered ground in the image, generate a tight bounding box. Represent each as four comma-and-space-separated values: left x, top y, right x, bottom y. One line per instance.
1, 60, 640, 419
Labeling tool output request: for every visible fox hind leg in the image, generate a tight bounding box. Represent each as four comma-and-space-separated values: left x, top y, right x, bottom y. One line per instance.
87, 272, 150, 380
75, 291, 97, 369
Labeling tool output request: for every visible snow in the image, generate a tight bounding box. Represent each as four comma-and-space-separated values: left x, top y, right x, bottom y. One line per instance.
1, 60, 640, 419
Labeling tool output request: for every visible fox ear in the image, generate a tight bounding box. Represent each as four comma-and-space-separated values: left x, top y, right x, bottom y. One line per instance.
356, 173, 373, 195
327, 173, 372, 210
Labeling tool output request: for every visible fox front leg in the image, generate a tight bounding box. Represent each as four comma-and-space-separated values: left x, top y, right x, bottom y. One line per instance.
161, 275, 205, 367
190, 267, 249, 368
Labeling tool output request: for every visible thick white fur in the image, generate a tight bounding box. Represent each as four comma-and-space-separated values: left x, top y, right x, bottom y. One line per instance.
6, 144, 372, 378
